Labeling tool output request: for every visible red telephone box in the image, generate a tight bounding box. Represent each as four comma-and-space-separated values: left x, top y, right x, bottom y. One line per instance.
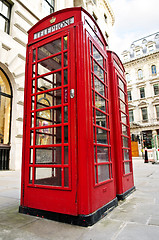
108, 51, 135, 199
19, 7, 134, 226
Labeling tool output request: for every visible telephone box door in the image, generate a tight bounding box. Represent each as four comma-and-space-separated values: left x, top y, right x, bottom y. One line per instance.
22, 28, 77, 215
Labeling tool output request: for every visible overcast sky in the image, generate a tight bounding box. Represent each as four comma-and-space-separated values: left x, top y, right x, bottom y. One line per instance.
109, 0, 159, 57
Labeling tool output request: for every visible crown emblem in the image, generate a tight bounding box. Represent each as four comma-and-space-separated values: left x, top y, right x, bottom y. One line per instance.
50, 17, 56, 24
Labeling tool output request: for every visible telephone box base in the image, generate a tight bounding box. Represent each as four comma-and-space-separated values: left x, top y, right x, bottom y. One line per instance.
116, 186, 136, 200
19, 198, 118, 227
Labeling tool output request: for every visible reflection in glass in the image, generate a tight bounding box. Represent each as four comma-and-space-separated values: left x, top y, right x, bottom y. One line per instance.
64, 126, 68, 143
63, 36, 68, 50
30, 149, 33, 163
37, 72, 61, 91
38, 39, 61, 60
64, 52, 68, 67
120, 100, 126, 113
64, 106, 68, 123
32, 80, 35, 93
36, 127, 61, 145
124, 162, 130, 174
30, 131, 33, 146
31, 96, 35, 110
93, 46, 103, 67
29, 167, 33, 184
98, 164, 109, 182
64, 168, 69, 187
38, 55, 61, 76
119, 78, 125, 91
95, 93, 105, 112
37, 89, 61, 109
32, 64, 35, 78
33, 49, 36, 62
64, 69, 68, 85
35, 167, 62, 186
119, 89, 125, 102
122, 124, 128, 136
94, 76, 105, 96
94, 61, 104, 81
123, 149, 129, 160
96, 110, 106, 128
121, 112, 127, 124
96, 127, 108, 144
97, 146, 109, 163
64, 146, 68, 164
35, 147, 61, 164
123, 136, 129, 147
36, 108, 61, 127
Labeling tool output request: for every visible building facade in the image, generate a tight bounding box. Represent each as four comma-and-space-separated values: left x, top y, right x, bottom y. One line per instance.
0, 0, 114, 170
122, 32, 159, 158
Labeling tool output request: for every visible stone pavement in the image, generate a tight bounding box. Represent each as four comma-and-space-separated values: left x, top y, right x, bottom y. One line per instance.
0, 158, 159, 240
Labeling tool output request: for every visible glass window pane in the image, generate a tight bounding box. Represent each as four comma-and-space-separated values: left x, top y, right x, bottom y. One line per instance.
63, 36, 68, 50
124, 162, 130, 174
64, 52, 68, 67
96, 128, 108, 144
96, 110, 106, 128
35, 168, 61, 186
120, 100, 126, 113
123, 136, 129, 147
33, 49, 36, 62
64, 69, 68, 85
64, 168, 69, 187
30, 131, 33, 146
32, 64, 35, 78
121, 112, 127, 124
36, 127, 61, 145
38, 39, 61, 60
98, 164, 109, 183
64, 106, 68, 123
123, 149, 130, 160
93, 46, 103, 67
122, 124, 128, 136
64, 146, 68, 164
95, 93, 106, 112
94, 76, 105, 96
119, 78, 125, 91
97, 146, 109, 163
38, 54, 61, 76
93, 61, 104, 81
36, 108, 61, 127
64, 126, 68, 143
0, 96, 11, 144
0, 70, 11, 95
37, 89, 61, 109
32, 80, 35, 93
37, 72, 61, 91
30, 149, 33, 163
119, 89, 125, 102
1, 2, 9, 18
29, 167, 33, 184
35, 147, 61, 164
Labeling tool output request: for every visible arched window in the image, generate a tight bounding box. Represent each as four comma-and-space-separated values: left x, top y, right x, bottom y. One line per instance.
138, 69, 143, 79
151, 65, 157, 75
0, 68, 12, 145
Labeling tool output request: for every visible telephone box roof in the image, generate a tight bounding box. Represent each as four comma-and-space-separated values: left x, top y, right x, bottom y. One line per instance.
27, 7, 107, 46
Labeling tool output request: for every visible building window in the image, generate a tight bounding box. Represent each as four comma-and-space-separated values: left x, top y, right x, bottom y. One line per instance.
141, 107, 148, 121
0, 68, 12, 144
92, 0, 97, 4
43, 0, 55, 15
127, 91, 132, 101
104, 14, 107, 23
138, 69, 143, 79
92, 12, 98, 21
140, 87, 145, 98
125, 73, 130, 82
0, 0, 12, 34
148, 45, 154, 52
152, 65, 157, 75
154, 84, 159, 95
156, 105, 159, 120
129, 110, 134, 123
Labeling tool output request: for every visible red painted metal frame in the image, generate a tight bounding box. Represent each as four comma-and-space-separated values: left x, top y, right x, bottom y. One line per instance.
108, 51, 134, 197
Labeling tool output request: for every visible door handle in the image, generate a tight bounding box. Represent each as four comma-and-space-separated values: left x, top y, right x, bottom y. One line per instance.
70, 89, 75, 98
